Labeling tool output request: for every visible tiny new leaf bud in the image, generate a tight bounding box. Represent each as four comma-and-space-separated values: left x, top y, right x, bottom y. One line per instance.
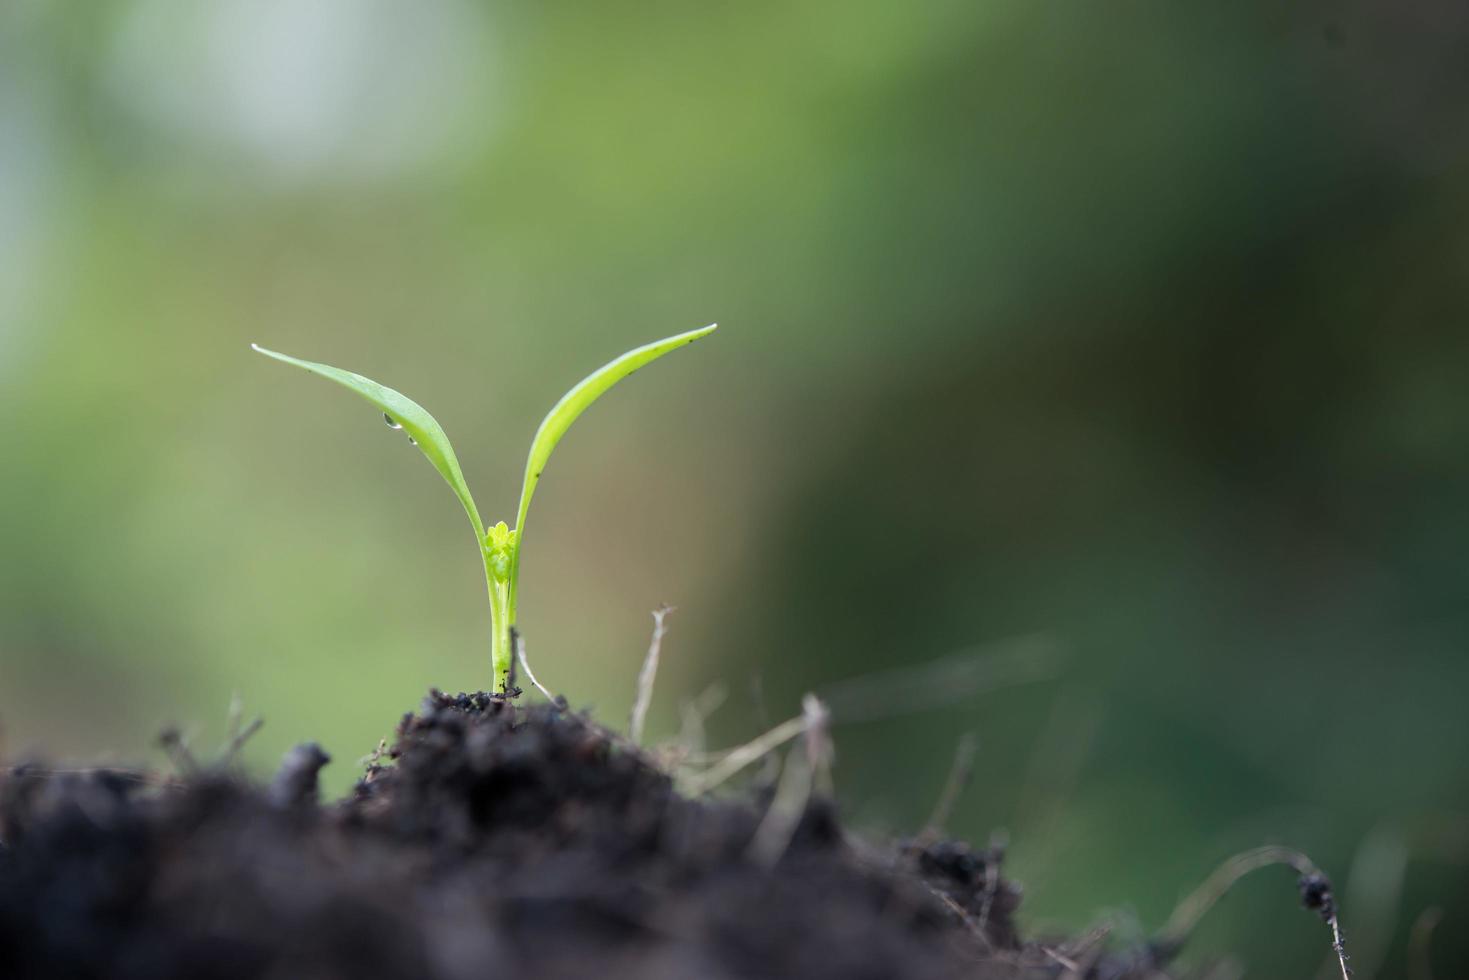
485, 521, 515, 582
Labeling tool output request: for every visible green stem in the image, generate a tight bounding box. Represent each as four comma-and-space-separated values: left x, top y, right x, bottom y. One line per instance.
482, 521, 517, 694
487, 568, 512, 693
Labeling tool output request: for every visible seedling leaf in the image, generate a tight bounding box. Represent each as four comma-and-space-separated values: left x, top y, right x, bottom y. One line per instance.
251, 325, 719, 695
513, 324, 717, 544
250, 344, 486, 540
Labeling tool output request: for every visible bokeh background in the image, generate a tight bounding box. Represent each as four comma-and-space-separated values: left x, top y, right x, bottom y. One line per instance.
3, 1, 1468, 975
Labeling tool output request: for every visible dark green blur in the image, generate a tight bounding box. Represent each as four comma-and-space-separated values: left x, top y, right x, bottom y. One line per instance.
2, 2, 1466, 976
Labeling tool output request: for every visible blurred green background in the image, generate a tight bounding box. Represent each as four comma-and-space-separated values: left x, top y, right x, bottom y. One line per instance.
3, 0, 1467, 975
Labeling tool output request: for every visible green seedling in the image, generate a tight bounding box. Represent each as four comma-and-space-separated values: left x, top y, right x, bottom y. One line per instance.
252, 324, 717, 693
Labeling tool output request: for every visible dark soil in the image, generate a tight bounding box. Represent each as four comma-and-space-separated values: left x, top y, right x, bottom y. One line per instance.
0, 692, 1202, 979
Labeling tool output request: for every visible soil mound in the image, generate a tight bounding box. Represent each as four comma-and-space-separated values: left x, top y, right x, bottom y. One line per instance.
0, 692, 1162, 979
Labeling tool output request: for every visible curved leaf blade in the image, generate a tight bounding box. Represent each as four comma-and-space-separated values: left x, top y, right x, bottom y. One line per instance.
251, 344, 486, 540
513, 324, 717, 543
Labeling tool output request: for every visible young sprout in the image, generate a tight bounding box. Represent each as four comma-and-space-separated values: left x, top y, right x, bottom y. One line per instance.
252, 324, 717, 693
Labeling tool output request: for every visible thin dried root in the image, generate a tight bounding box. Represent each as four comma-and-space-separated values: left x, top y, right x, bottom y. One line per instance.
1047, 923, 1112, 979
221, 716, 264, 765
1039, 945, 1080, 972
629, 605, 674, 745
1155, 845, 1351, 980
934, 891, 994, 950
681, 713, 808, 796
977, 829, 1008, 935
801, 694, 834, 797
745, 743, 813, 867
745, 695, 832, 867
512, 628, 558, 703
816, 634, 1061, 722
157, 727, 198, 776
669, 682, 727, 764
917, 731, 978, 846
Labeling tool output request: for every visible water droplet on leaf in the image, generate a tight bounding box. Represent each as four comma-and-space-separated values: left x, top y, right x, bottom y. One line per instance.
407, 436, 417, 446
383, 413, 402, 429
